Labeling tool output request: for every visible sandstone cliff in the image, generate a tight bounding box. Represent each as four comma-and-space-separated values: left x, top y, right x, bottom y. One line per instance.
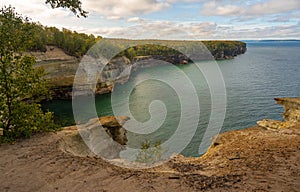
1, 98, 299, 191
35, 42, 246, 99
33, 46, 131, 99
257, 97, 300, 129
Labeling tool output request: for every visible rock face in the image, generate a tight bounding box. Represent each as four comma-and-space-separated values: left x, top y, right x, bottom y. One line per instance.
77, 116, 129, 159
257, 97, 300, 129
214, 44, 247, 60
101, 56, 131, 84
71, 56, 131, 98
275, 98, 300, 123
35, 48, 131, 99
256, 119, 296, 129
36, 43, 246, 99
99, 116, 129, 145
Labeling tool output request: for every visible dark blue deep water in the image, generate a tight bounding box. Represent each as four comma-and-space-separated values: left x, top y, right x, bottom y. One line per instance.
43, 41, 300, 157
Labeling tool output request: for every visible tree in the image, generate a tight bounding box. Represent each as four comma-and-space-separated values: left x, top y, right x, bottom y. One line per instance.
135, 140, 166, 163
125, 47, 136, 61
28, 23, 47, 52
45, 0, 88, 17
0, 6, 55, 141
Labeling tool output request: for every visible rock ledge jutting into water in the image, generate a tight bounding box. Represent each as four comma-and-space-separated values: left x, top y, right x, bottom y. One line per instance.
257, 97, 300, 129
1, 97, 299, 191
34, 42, 246, 99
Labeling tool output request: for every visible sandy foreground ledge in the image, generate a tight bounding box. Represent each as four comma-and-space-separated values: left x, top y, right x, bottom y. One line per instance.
1, 97, 300, 191
0, 123, 299, 192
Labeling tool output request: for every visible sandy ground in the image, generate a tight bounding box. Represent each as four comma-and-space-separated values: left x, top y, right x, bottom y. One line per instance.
1, 124, 299, 192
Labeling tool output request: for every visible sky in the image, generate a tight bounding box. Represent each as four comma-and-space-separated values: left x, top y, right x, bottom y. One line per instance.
1, 0, 300, 40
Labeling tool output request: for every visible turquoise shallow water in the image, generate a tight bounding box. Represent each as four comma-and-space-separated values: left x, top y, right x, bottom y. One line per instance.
42, 41, 300, 157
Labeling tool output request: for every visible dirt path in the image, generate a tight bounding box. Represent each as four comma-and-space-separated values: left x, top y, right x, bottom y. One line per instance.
1, 125, 299, 192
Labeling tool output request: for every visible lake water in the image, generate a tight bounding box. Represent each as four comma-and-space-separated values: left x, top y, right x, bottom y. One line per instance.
42, 41, 300, 157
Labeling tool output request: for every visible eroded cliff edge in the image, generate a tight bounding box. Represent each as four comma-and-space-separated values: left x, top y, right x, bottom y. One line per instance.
257, 97, 300, 129
0, 98, 299, 191
58, 97, 300, 191
34, 41, 246, 99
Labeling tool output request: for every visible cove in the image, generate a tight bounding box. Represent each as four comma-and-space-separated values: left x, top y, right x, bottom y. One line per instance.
42, 41, 300, 157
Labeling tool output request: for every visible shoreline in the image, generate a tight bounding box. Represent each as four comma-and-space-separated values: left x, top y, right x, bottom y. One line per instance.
0, 124, 299, 191
0, 97, 299, 191
33, 41, 246, 99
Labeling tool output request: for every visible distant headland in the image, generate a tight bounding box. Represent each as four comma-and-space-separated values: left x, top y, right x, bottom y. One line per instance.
30, 37, 246, 99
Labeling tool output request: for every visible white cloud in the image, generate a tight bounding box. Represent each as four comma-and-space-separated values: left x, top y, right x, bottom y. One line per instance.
201, 0, 300, 17
215, 23, 300, 39
1, 0, 299, 39
106, 16, 123, 20
268, 12, 300, 23
127, 17, 147, 23
79, 18, 300, 40
82, 0, 170, 18
86, 19, 217, 39
249, 0, 300, 15
164, 0, 204, 2
0, 0, 71, 25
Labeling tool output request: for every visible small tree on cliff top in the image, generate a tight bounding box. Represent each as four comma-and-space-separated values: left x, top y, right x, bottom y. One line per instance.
0, 6, 55, 141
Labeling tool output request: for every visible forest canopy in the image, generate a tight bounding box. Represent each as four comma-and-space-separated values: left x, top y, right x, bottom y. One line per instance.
22, 22, 102, 57
0, 5, 245, 61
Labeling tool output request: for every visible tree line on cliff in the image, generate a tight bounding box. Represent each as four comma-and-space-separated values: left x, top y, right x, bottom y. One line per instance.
27, 23, 102, 57
27, 22, 246, 61
0, 10, 246, 61
115, 39, 246, 61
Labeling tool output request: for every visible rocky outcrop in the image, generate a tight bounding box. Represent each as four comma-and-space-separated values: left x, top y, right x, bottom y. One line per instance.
57, 116, 129, 158
131, 44, 247, 69
257, 97, 300, 129
35, 48, 131, 99
36, 42, 246, 99
256, 119, 296, 129
71, 56, 131, 98
1, 100, 299, 191
214, 44, 247, 60
99, 116, 129, 145
131, 54, 189, 70
101, 56, 131, 83
77, 116, 129, 159
274, 97, 300, 123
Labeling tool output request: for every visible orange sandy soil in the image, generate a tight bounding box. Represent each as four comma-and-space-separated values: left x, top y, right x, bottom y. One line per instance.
1, 124, 299, 192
